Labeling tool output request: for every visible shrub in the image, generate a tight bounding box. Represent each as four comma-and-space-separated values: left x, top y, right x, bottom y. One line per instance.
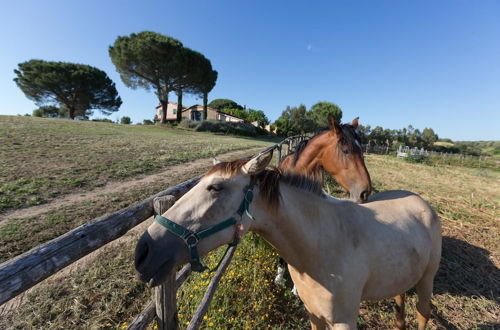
195, 120, 259, 136
120, 116, 131, 125
143, 119, 154, 125
92, 118, 115, 123
179, 119, 200, 129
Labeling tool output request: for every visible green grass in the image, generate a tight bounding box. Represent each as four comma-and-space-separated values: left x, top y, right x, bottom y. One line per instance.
0, 116, 276, 213
0, 119, 498, 330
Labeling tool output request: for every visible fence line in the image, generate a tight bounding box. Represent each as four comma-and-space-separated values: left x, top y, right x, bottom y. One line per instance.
365, 144, 499, 169
0, 135, 308, 330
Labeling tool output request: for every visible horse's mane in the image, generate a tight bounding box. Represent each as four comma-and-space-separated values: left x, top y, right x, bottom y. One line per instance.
257, 167, 324, 209
289, 123, 362, 165
206, 160, 323, 210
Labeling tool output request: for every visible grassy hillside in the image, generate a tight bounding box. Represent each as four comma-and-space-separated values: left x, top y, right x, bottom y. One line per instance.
0, 116, 275, 213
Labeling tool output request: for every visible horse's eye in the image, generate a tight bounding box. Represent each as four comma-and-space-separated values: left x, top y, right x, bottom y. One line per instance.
342, 149, 350, 155
207, 184, 223, 192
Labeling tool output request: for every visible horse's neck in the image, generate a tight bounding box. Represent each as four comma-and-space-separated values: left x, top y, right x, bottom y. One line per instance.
293, 134, 328, 174
250, 185, 341, 270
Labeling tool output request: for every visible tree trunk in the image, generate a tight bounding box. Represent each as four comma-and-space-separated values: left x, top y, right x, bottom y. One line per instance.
160, 96, 168, 124
68, 107, 75, 120
176, 90, 183, 123
203, 92, 208, 121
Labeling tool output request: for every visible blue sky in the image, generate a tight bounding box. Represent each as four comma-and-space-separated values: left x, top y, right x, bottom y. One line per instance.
1, 0, 499, 141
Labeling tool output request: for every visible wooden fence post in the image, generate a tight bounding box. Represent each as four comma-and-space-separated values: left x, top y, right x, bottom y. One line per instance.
277, 144, 282, 164
153, 196, 178, 330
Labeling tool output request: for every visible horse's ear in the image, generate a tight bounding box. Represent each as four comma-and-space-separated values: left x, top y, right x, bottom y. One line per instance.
212, 157, 221, 165
241, 150, 273, 175
351, 117, 359, 129
327, 114, 341, 134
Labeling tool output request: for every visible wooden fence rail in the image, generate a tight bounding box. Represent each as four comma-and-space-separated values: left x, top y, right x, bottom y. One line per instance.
0, 176, 200, 306
0, 135, 308, 330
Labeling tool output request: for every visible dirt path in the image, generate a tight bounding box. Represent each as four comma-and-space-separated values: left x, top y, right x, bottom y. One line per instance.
0, 147, 264, 223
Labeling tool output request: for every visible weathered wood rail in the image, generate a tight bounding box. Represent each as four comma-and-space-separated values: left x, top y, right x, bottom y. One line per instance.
0, 176, 200, 306
276, 134, 308, 163
0, 135, 307, 330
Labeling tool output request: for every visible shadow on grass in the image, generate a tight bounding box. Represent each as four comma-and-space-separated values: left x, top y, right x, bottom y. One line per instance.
435, 237, 499, 303
474, 323, 500, 330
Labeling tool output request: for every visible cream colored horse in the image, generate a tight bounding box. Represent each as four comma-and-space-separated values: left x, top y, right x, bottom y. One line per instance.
135, 150, 442, 329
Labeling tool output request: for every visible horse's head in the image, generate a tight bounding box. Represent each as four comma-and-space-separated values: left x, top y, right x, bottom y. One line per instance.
135, 151, 273, 286
322, 115, 372, 203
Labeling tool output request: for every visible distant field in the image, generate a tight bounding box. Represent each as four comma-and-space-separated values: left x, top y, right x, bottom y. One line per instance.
0, 116, 275, 213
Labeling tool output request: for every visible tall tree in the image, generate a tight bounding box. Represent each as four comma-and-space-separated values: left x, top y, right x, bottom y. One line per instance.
14, 60, 121, 119
109, 31, 184, 123
246, 109, 269, 128
307, 101, 343, 131
274, 104, 313, 136
192, 59, 217, 120
174, 48, 208, 122
421, 128, 438, 148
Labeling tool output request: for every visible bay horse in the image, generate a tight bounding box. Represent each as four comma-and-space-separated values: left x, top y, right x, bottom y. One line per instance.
135, 150, 442, 330
277, 115, 372, 290
280, 115, 371, 203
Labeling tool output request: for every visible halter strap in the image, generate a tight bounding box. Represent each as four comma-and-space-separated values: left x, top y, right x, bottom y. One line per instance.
155, 185, 254, 272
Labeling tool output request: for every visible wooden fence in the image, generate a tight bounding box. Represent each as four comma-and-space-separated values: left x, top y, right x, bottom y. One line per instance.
0, 135, 308, 330
367, 144, 498, 169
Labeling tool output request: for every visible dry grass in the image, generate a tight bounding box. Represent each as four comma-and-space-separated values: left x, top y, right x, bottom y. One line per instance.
0, 116, 275, 213
0, 141, 498, 329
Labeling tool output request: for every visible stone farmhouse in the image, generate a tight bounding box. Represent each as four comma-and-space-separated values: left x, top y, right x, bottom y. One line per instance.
155, 102, 246, 123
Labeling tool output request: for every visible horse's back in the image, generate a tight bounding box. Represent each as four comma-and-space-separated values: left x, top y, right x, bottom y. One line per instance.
366, 190, 440, 231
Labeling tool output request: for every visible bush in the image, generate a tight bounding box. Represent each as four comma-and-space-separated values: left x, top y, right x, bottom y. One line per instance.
32, 105, 65, 118
120, 116, 131, 125
143, 119, 154, 125
195, 120, 259, 136
179, 119, 200, 129
92, 118, 115, 123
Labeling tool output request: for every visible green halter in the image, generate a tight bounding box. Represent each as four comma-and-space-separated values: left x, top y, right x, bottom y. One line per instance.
154, 185, 255, 272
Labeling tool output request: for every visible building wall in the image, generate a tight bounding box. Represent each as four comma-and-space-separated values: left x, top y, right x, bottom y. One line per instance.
156, 103, 246, 123
156, 102, 183, 121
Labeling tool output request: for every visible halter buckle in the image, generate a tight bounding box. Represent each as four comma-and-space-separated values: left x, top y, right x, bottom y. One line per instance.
185, 234, 199, 247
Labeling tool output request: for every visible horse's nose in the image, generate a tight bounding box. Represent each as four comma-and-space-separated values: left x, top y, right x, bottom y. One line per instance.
135, 235, 151, 272
360, 190, 370, 203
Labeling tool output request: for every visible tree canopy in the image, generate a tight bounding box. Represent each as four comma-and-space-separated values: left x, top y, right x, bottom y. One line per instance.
220, 107, 269, 128
14, 60, 122, 120
109, 31, 217, 123
307, 102, 342, 130
208, 99, 243, 111
274, 105, 313, 136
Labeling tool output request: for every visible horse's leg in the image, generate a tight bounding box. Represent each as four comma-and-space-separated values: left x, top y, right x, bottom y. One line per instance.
329, 291, 360, 330
415, 273, 435, 330
394, 293, 406, 330
309, 313, 326, 330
